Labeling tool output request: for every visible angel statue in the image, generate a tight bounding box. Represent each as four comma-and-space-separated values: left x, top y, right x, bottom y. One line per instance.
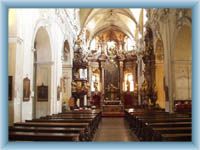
94, 80, 98, 92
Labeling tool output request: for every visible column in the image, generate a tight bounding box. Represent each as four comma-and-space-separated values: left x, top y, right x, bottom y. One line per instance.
155, 61, 165, 108
163, 17, 174, 113
88, 62, 92, 105
62, 64, 72, 110
14, 37, 24, 122
119, 61, 124, 101
137, 59, 141, 105
133, 62, 137, 106
132, 63, 137, 88
99, 62, 105, 105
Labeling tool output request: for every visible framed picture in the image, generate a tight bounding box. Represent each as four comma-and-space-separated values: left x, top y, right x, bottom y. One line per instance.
8, 76, 12, 100
37, 83, 48, 101
57, 86, 60, 101
23, 77, 30, 101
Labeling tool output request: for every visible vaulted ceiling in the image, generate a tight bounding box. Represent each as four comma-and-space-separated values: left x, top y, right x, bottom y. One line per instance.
79, 8, 145, 43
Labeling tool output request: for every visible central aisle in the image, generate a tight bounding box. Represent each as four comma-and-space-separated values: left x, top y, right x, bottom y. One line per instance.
94, 117, 139, 141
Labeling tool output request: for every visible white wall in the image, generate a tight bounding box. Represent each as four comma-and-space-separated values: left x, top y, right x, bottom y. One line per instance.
147, 9, 192, 112
173, 25, 192, 100
8, 9, 78, 123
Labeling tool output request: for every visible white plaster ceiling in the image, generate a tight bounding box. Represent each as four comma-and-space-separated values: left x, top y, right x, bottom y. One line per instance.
79, 8, 143, 42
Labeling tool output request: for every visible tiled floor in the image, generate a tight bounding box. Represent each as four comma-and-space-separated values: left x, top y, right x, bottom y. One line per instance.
94, 117, 139, 141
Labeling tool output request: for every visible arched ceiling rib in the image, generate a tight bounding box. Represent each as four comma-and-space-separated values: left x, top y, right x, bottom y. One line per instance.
81, 8, 137, 28
79, 8, 143, 43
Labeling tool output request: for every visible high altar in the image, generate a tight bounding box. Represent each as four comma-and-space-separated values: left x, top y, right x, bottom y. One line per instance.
72, 30, 138, 115
102, 99, 124, 116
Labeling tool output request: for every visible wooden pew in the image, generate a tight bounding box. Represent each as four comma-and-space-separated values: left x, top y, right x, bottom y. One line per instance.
141, 120, 191, 141
37, 116, 100, 135
136, 117, 191, 138
161, 133, 191, 141
124, 108, 192, 141
14, 122, 89, 128
42, 113, 101, 132
60, 110, 101, 114
152, 127, 191, 141
9, 131, 80, 141
25, 118, 97, 138
147, 122, 191, 128
10, 110, 102, 142
9, 126, 86, 141
13, 122, 91, 140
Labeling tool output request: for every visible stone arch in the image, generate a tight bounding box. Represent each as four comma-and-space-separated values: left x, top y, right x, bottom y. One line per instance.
173, 25, 192, 101
31, 19, 53, 60
32, 26, 53, 118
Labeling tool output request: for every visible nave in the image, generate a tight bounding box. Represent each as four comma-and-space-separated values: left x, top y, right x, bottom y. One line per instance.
8, 8, 192, 142
94, 118, 138, 141
9, 107, 191, 142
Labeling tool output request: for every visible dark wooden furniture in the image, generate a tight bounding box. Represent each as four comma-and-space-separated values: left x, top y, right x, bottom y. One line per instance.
9, 110, 102, 141
125, 108, 192, 141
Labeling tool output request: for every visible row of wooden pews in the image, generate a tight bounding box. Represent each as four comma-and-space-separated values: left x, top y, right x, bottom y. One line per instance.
125, 108, 191, 141
9, 109, 101, 142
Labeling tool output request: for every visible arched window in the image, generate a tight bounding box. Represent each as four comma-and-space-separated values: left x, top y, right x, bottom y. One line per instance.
124, 73, 134, 92
91, 74, 100, 92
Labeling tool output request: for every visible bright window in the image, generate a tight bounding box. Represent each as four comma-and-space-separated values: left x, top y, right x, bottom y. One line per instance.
91, 74, 99, 92
124, 73, 134, 92
79, 69, 87, 79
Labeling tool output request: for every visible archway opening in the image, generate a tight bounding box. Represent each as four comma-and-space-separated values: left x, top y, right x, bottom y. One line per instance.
33, 27, 52, 118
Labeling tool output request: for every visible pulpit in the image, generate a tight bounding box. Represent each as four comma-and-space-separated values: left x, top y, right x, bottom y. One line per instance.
102, 100, 124, 117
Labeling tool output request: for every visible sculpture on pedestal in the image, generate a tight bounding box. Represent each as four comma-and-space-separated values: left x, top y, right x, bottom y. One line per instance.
141, 25, 157, 107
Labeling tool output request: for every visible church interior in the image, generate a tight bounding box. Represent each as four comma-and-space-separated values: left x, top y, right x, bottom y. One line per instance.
8, 8, 192, 142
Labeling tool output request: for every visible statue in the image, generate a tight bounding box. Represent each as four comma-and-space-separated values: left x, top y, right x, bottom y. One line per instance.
75, 35, 83, 49
109, 84, 118, 100
126, 79, 130, 92
71, 80, 77, 92
86, 82, 90, 91
141, 80, 149, 107
82, 82, 90, 92
63, 40, 70, 61
76, 82, 82, 92
68, 96, 75, 110
74, 72, 79, 79
94, 78, 98, 92
110, 84, 118, 91
150, 83, 158, 106
141, 80, 148, 92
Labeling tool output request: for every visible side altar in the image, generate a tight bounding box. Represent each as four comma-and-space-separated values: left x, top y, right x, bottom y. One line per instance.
102, 100, 124, 117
